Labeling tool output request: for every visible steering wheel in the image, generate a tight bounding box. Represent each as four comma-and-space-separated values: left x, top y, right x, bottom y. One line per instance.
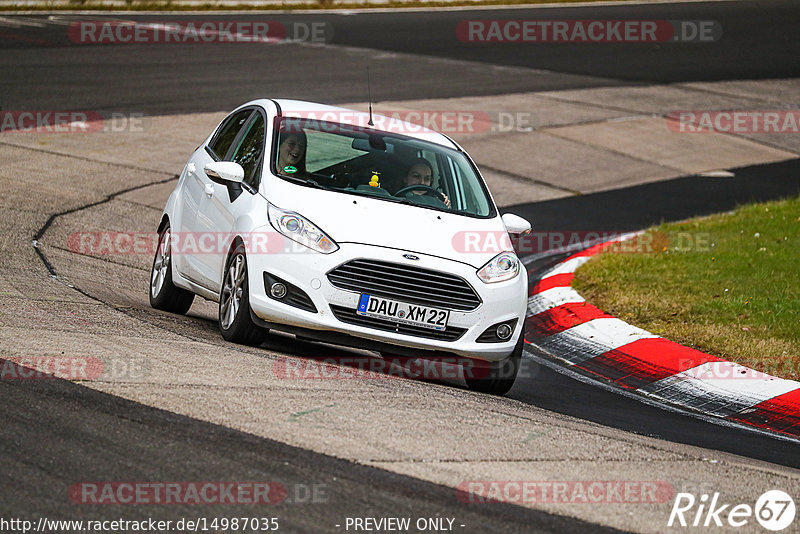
395, 184, 447, 203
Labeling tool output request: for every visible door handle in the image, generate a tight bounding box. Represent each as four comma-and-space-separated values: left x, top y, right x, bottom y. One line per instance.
204, 183, 214, 196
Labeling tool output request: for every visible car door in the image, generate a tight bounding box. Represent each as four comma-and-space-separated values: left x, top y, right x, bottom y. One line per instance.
177, 108, 254, 287
193, 108, 266, 293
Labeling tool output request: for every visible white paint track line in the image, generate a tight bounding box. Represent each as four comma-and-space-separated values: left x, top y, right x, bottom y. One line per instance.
540, 255, 592, 278
536, 318, 658, 365
527, 286, 584, 316
0, 16, 36, 27
639, 363, 800, 418
521, 347, 800, 445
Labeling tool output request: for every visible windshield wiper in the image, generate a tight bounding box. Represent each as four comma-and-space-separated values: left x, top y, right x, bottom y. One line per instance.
304, 177, 331, 190
280, 174, 333, 191
345, 188, 412, 203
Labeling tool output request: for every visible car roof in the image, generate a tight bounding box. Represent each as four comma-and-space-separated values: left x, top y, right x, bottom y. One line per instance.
268, 98, 459, 150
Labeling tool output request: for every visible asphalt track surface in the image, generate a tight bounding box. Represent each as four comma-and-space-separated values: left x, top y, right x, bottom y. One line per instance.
1, 368, 621, 533
0, 1, 798, 113
2, 0, 800, 531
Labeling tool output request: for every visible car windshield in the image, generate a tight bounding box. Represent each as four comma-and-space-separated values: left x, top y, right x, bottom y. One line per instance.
272, 117, 495, 217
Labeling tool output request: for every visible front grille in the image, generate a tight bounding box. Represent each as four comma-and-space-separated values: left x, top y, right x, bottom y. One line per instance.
329, 305, 467, 341
326, 259, 481, 311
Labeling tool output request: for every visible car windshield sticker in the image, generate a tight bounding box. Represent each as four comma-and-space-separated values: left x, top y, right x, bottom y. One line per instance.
283, 165, 297, 174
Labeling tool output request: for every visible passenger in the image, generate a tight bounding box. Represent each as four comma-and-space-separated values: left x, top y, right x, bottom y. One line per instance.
402, 158, 451, 208
276, 131, 308, 178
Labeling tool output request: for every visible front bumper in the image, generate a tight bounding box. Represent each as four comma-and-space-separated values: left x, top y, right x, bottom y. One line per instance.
246, 242, 527, 362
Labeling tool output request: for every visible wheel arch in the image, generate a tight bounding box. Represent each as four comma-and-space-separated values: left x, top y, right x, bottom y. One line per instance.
219, 235, 247, 284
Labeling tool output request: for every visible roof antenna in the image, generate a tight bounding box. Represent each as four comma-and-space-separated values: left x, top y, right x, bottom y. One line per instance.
367, 66, 374, 127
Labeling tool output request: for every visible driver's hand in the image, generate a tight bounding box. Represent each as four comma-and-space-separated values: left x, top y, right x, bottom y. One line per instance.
442, 193, 451, 208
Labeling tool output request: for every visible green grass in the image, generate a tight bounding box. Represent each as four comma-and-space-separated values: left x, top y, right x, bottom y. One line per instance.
573, 195, 800, 380
0, 0, 643, 11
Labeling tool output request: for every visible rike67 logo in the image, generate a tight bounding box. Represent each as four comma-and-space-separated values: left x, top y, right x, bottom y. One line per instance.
668, 490, 795, 531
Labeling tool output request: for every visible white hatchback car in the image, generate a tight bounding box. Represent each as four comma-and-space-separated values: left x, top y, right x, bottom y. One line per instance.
150, 99, 531, 394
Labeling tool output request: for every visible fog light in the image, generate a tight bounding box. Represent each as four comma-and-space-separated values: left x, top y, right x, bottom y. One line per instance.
496, 323, 513, 340
270, 283, 287, 299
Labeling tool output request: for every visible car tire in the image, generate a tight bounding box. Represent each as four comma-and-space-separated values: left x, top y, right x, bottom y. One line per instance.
218, 243, 267, 346
464, 335, 523, 396
149, 223, 195, 314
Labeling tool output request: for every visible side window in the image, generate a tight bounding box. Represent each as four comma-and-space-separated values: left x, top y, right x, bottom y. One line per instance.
208, 109, 252, 160
230, 112, 266, 189
305, 128, 358, 173
419, 150, 440, 186
444, 154, 489, 216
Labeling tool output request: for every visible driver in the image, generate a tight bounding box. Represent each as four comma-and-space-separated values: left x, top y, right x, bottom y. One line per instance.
402, 158, 451, 208
276, 131, 309, 178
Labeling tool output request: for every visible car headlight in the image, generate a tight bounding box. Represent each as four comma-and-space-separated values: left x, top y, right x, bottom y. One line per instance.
477, 252, 520, 283
268, 203, 339, 254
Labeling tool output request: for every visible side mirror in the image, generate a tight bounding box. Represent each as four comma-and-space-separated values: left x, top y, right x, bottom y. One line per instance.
502, 213, 532, 236
205, 161, 244, 184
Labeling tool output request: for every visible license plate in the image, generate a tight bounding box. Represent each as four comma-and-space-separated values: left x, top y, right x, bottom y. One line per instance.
356, 294, 450, 331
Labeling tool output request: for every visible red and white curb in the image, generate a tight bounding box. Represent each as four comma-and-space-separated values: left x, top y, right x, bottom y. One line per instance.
524, 235, 800, 440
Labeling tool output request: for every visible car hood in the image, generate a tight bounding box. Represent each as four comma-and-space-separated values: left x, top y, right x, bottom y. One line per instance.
265, 181, 512, 269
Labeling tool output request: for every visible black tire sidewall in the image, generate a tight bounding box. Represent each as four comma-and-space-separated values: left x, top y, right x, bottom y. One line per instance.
464, 335, 523, 395
218, 244, 265, 346
149, 224, 193, 314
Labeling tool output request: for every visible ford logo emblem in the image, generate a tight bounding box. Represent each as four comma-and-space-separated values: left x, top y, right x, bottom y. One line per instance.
403, 254, 419, 261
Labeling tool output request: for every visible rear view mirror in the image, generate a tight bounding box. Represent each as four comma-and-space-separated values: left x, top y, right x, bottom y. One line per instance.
502, 213, 532, 236
352, 137, 394, 153
205, 161, 244, 184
